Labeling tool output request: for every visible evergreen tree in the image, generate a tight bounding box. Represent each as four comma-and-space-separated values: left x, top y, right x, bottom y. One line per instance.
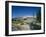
36, 10, 41, 23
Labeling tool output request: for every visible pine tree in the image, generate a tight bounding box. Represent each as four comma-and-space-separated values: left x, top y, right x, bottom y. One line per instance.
36, 9, 41, 23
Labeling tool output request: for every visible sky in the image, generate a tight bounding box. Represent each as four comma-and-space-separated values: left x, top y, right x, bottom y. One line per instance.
12, 6, 41, 18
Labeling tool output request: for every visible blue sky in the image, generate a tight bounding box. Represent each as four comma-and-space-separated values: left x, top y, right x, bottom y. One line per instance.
12, 6, 41, 18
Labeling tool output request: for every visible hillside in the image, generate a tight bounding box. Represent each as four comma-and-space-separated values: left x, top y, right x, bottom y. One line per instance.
12, 16, 41, 31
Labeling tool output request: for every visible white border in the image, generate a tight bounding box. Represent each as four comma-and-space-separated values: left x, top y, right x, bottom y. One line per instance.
9, 3, 44, 35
